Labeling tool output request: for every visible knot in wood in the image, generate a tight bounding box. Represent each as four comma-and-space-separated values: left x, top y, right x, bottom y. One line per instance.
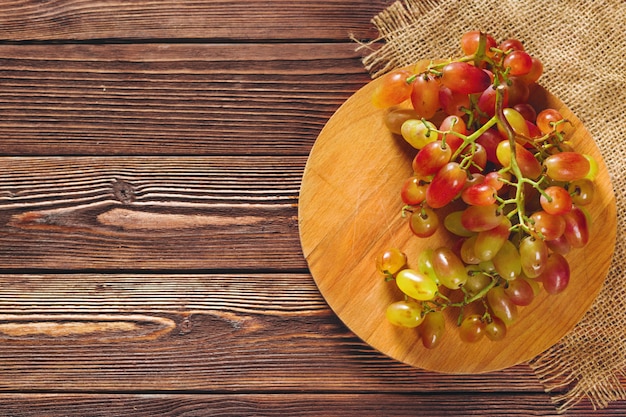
112, 179, 135, 204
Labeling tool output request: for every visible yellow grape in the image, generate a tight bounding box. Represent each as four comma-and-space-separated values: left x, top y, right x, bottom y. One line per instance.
386, 300, 424, 328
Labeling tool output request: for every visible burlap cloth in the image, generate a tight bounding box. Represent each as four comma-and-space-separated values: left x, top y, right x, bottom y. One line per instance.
352, 0, 626, 412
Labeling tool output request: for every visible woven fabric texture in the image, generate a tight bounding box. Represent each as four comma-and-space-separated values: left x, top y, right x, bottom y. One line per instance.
354, 0, 626, 412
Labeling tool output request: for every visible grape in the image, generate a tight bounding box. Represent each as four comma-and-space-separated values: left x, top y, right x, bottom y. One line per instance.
506, 77, 530, 106
372, 69, 414, 108
497, 107, 530, 138
518, 236, 548, 278
461, 204, 504, 232
419, 311, 445, 349
503, 50, 533, 76
465, 143, 488, 174
536, 108, 565, 134
562, 206, 589, 248
543, 152, 591, 182
583, 154, 599, 180
478, 85, 508, 117
546, 234, 571, 255
530, 210, 566, 241
386, 300, 424, 328
439, 115, 467, 150
474, 216, 511, 261
492, 240, 522, 281
401, 176, 427, 206
425, 162, 467, 208
462, 182, 497, 206
432, 247, 468, 289
483, 171, 507, 191
526, 120, 542, 139
487, 286, 518, 325
459, 314, 485, 343
485, 317, 507, 341
439, 86, 471, 117
513, 102, 537, 122
412, 140, 452, 177
401, 119, 439, 149
384, 107, 420, 135
396, 269, 439, 301
461, 30, 497, 56
376, 248, 407, 276
443, 211, 475, 237
539, 252, 570, 295
411, 73, 441, 119
464, 269, 492, 296
476, 129, 505, 164
504, 277, 535, 306
410, 206, 440, 238
441, 62, 491, 95
518, 57, 543, 84
496, 140, 542, 179
567, 178, 595, 206
499, 38, 524, 52
460, 235, 481, 265
540, 186, 572, 215
417, 249, 440, 284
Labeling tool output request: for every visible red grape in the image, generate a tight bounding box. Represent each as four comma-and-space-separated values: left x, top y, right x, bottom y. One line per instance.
425, 162, 467, 208
441, 62, 491, 95
539, 252, 570, 295
411, 73, 441, 119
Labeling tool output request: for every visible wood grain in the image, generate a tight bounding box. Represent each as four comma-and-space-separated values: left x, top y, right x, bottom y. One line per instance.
299, 79, 616, 373
0, 273, 549, 392
0, 156, 305, 270
1, 0, 624, 413
0, 43, 371, 156
0, 393, 576, 416
0, 0, 387, 41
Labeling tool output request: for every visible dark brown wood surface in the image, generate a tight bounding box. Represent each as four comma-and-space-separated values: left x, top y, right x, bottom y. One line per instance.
0, 1, 623, 415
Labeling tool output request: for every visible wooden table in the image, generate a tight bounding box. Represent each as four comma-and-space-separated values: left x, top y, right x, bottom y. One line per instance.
0, 1, 623, 415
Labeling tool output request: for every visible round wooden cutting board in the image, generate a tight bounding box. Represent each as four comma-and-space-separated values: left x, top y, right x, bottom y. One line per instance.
298, 76, 617, 374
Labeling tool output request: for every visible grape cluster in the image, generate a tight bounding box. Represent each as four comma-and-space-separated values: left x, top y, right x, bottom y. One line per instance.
372, 31, 597, 347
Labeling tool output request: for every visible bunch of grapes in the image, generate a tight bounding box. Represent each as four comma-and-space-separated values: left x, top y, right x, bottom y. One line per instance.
372, 31, 597, 347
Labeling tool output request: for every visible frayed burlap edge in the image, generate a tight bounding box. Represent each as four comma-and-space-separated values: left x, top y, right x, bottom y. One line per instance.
352, 0, 626, 413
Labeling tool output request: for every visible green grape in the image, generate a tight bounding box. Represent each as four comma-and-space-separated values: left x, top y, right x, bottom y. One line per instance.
492, 240, 522, 280
386, 300, 424, 328
444, 211, 475, 237
460, 235, 481, 265
432, 247, 468, 289
419, 311, 446, 349
518, 236, 548, 278
417, 249, 440, 285
376, 248, 407, 276
474, 217, 511, 261
384, 107, 420, 135
464, 268, 492, 297
567, 178, 595, 206
395, 269, 438, 301
401, 119, 438, 149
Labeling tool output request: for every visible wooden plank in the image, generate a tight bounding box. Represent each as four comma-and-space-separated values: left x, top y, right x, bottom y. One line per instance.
0, 393, 588, 417
0, 0, 386, 41
0, 273, 547, 393
0, 156, 305, 270
0, 43, 371, 156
